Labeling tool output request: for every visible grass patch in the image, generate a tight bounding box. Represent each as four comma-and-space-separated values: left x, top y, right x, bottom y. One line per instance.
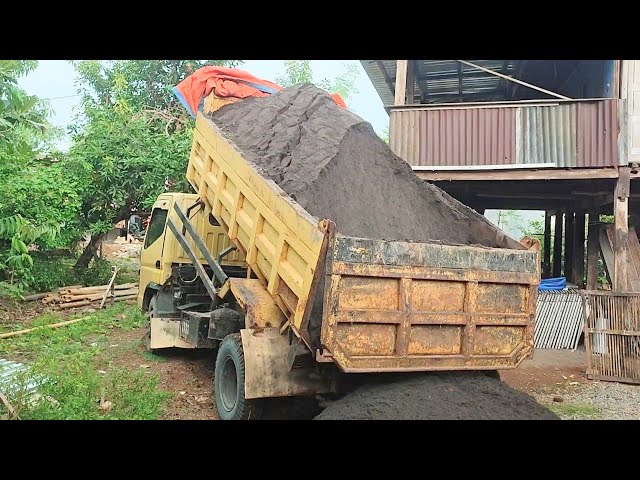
140, 350, 168, 363
0, 303, 170, 420
547, 402, 601, 419
111, 259, 140, 285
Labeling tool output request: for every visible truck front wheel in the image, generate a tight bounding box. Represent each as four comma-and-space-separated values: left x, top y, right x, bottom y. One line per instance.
144, 295, 158, 353
214, 333, 262, 420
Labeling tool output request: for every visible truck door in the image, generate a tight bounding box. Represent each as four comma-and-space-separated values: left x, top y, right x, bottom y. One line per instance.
139, 198, 171, 305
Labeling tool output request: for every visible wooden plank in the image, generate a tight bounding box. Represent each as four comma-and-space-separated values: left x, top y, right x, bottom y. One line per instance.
394, 60, 408, 106
565, 212, 575, 282
587, 213, 599, 290
456, 60, 571, 100
0, 318, 85, 339
553, 212, 564, 278
573, 213, 586, 287
457, 61, 463, 100
599, 226, 615, 284
99, 266, 118, 309
627, 229, 640, 281
614, 167, 631, 290
406, 60, 415, 105
387, 97, 609, 110
414, 168, 620, 182
543, 212, 552, 278
413, 163, 556, 171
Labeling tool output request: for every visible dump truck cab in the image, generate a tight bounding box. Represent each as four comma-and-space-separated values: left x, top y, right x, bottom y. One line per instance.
138, 193, 247, 347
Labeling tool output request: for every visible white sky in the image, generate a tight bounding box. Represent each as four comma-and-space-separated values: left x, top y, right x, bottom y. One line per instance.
18, 60, 389, 151
17, 60, 543, 235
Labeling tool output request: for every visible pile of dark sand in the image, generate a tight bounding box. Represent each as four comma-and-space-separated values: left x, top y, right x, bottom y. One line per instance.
314, 372, 559, 420
209, 84, 521, 250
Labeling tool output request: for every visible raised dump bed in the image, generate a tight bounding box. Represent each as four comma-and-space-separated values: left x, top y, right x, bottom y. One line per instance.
187, 110, 539, 373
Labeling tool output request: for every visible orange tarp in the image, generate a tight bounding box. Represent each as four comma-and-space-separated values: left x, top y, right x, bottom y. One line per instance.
173, 66, 347, 116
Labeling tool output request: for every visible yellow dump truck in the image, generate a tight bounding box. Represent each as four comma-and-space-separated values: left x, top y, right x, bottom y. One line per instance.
138, 113, 540, 420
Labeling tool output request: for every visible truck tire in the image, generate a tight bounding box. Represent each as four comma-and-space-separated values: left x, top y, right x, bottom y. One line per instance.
214, 333, 262, 420
144, 295, 158, 353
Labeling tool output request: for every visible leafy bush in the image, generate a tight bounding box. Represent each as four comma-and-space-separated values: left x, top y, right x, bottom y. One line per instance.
29, 255, 120, 292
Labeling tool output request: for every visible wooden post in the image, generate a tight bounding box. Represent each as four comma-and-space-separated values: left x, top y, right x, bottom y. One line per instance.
552, 212, 563, 278
573, 213, 586, 287
543, 211, 552, 278
586, 213, 599, 290
614, 167, 631, 290
394, 60, 409, 106
406, 60, 415, 105
565, 211, 575, 281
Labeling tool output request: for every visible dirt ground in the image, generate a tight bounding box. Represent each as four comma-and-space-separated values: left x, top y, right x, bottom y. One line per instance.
501, 348, 589, 392
8, 242, 637, 420
501, 347, 640, 420
103, 327, 219, 420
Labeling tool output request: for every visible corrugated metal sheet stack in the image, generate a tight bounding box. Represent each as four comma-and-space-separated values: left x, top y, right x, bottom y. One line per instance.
534, 288, 585, 349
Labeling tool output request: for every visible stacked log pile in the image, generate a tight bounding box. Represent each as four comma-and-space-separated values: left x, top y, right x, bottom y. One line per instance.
33, 283, 139, 310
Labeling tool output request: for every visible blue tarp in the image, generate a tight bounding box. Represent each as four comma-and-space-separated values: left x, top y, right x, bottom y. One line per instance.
539, 277, 567, 291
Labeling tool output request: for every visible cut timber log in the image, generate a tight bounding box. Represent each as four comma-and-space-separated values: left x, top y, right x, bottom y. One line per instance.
23, 292, 50, 302
24, 285, 83, 301
60, 288, 138, 303
113, 294, 137, 302
58, 300, 92, 310
64, 283, 137, 295
42, 295, 61, 305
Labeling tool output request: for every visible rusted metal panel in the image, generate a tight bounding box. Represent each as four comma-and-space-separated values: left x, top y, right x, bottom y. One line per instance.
576, 99, 619, 167
229, 278, 287, 329
390, 107, 516, 167
240, 328, 331, 399
389, 99, 619, 169
321, 235, 539, 373
515, 103, 577, 167
581, 290, 640, 384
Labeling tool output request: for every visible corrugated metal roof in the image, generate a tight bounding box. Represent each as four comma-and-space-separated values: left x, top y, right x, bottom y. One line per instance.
0, 359, 43, 400
360, 60, 516, 105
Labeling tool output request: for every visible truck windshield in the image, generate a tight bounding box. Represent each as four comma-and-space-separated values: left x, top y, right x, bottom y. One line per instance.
144, 208, 168, 249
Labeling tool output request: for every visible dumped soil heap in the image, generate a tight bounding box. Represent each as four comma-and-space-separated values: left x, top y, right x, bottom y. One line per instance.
314, 372, 559, 420
209, 84, 522, 250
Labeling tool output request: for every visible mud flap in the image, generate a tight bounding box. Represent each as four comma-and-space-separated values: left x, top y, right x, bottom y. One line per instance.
150, 317, 195, 349
240, 328, 330, 400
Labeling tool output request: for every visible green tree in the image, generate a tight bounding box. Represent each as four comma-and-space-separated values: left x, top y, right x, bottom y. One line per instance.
0, 60, 67, 296
379, 125, 389, 144
66, 60, 241, 269
496, 210, 524, 236
276, 60, 360, 102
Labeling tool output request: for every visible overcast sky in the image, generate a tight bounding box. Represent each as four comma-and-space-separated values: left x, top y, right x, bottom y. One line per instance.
18, 60, 389, 151
16, 60, 542, 235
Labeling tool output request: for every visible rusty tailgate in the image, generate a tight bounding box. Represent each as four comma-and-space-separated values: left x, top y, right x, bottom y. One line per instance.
320, 235, 539, 372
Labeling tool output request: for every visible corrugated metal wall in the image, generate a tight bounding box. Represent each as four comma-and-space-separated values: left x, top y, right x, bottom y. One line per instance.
390, 100, 620, 168
515, 104, 576, 167
390, 107, 515, 166
576, 100, 619, 167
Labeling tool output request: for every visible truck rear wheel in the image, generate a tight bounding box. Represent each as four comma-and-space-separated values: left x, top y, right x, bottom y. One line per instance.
214, 333, 262, 420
